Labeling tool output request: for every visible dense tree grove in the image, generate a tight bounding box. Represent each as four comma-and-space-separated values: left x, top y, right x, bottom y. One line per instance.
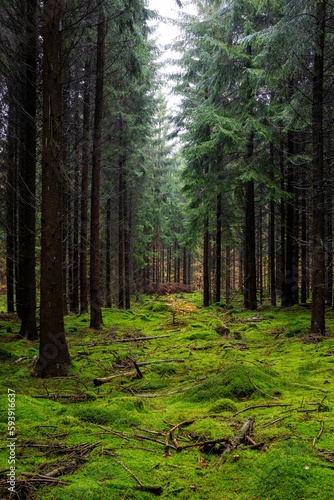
0, 0, 333, 375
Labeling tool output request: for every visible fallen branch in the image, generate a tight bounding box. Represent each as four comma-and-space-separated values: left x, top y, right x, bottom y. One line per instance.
113, 335, 171, 343
232, 403, 292, 417
133, 434, 176, 449
176, 438, 229, 452
312, 421, 324, 450
262, 416, 288, 428
94, 370, 144, 387
116, 460, 163, 495
136, 358, 185, 366
95, 425, 131, 441
245, 370, 278, 400
166, 419, 195, 452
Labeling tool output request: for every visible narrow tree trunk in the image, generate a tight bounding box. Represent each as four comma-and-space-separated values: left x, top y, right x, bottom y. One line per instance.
268, 149, 277, 307
90, 14, 105, 329
36, 0, 71, 377
118, 134, 125, 309
311, 0, 326, 334
282, 129, 299, 306
6, 83, 17, 314
215, 194, 222, 303
203, 218, 210, 307
17, 0, 38, 339
79, 59, 90, 315
225, 245, 231, 303
105, 197, 112, 307
301, 190, 308, 304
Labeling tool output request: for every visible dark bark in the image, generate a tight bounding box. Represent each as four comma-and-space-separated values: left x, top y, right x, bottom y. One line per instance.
215, 194, 222, 303
282, 129, 299, 306
79, 59, 90, 315
36, 0, 71, 377
203, 218, 210, 307
6, 83, 17, 314
90, 14, 105, 329
311, 0, 326, 334
105, 197, 112, 308
269, 144, 276, 306
118, 131, 125, 309
17, 0, 38, 339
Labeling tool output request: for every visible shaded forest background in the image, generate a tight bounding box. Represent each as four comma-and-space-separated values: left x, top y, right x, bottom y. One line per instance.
0, 0, 333, 376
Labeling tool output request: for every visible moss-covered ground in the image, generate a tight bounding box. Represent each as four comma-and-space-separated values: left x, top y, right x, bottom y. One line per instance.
1, 293, 334, 499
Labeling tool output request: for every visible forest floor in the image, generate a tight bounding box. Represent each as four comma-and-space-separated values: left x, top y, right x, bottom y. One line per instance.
1, 293, 334, 499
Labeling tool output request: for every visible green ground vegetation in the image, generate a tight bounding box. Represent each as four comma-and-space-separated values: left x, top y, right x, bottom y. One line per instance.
1, 293, 334, 499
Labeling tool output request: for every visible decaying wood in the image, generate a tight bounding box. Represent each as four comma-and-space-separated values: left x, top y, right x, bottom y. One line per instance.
133, 360, 144, 379
262, 416, 288, 428
240, 316, 263, 323
94, 370, 144, 386
96, 425, 131, 441
116, 460, 163, 495
312, 421, 324, 449
245, 370, 278, 400
165, 419, 195, 453
133, 434, 176, 449
232, 403, 292, 417
136, 358, 185, 366
176, 438, 230, 452
230, 417, 254, 449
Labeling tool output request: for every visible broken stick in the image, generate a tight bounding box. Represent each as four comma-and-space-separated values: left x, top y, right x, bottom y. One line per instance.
116, 460, 163, 495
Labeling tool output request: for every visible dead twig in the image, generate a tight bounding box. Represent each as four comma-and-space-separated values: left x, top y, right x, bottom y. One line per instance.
232, 403, 292, 417
312, 421, 324, 450
245, 371, 278, 400
116, 460, 163, 495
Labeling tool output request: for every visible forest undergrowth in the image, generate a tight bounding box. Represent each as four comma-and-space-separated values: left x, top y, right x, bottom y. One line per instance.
1, 293, 334, 499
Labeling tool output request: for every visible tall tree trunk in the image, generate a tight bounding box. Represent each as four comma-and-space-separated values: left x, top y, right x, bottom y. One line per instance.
311, 0, 326, 334
36, 0, 71, 377
301, 190, 308, 304
282, 128, 299, 306
17, 0, 38, 339
269, 145, 276, 306
105, 197, 112, 307
215, 193, 222, 303
203, 218, 210, 307
90, 13, 105, 329
6, 83, 17, 314
118, 131, 125, 308
80, 59, 90, 315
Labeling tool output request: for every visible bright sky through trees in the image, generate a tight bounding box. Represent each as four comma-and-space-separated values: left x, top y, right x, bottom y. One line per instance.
148, 0, 197, 111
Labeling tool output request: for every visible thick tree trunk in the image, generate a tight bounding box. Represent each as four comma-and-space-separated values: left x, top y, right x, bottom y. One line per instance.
36, 0, 71, 377
311, 0, 326, 334
90, 14, 105, 329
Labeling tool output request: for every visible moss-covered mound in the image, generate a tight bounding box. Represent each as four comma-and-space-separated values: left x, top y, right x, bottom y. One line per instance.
184, 363, 278, 402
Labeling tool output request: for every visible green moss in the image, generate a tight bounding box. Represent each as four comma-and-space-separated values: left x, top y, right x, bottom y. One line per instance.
209, 398, 238, 413
184, 364, 277, 402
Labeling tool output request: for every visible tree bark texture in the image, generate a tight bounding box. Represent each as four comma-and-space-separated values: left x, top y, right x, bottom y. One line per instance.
90, 14, 105, 329
36, 0, 71, 377
311, 0, 326, 334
